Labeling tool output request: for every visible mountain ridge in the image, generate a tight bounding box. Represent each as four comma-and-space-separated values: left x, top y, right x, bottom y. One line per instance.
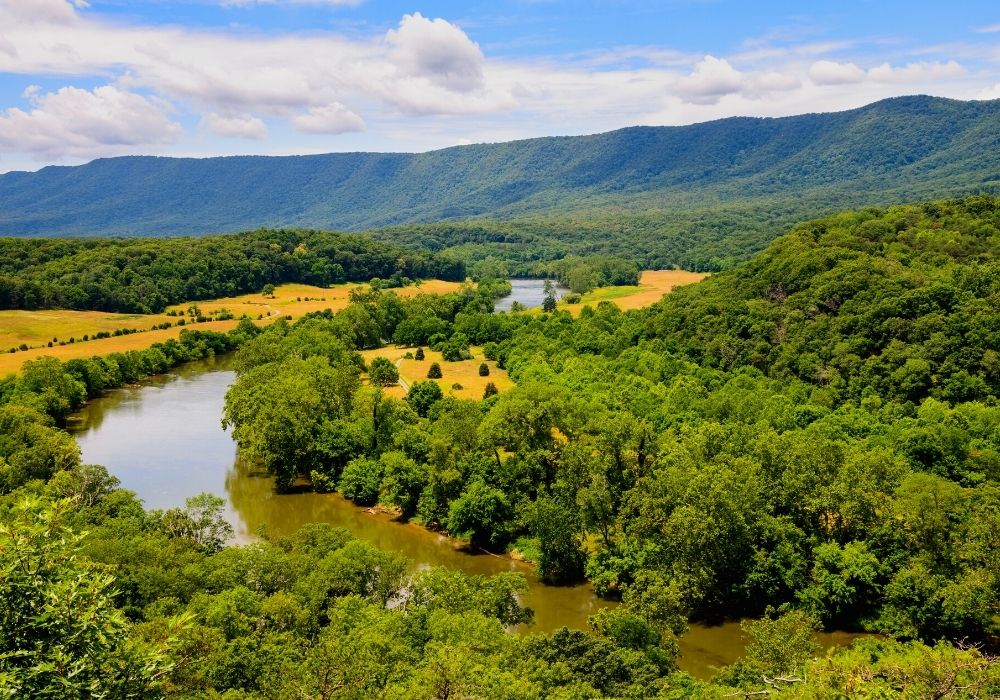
2, 95, 999, 238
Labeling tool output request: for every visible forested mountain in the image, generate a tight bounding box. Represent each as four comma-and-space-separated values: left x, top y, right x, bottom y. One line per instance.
2, 96, 1000, 268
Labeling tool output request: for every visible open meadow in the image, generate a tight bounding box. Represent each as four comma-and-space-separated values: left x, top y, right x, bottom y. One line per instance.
360, 345, 511, 401
0, 273, 701, 376
562, 269, 707, 314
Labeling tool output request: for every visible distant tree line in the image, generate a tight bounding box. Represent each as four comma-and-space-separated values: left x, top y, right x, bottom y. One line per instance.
0, 229, 466, 313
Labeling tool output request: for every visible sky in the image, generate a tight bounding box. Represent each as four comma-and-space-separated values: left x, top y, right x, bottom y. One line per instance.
0, 0, 998, 172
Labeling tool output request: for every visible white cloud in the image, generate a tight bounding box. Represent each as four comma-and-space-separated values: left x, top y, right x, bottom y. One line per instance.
867, 60, 965, 82
977, 83, 1000, 100
809, 60, 865, 85
0, 0, 993, 166
200, 112, 268, 139
291, 103, 365, 134
386, 12, 486, 92
3, 0, 88, 23
975, 23, 1000, 33
673, 55, 743, 104
0, 84, 181, 158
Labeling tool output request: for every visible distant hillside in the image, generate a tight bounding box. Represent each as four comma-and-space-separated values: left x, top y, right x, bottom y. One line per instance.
2, 96, 1000, 263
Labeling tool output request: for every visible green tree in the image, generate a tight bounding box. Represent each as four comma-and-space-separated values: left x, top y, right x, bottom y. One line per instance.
368, 356, 400, 387
542, 279, 558, 312
405, 380, 443, 418
0, 498, 172, 698
478, 362, 490, 377
426, 362, 443, 379
447, 481, 512, 550
261, 283, 276, 297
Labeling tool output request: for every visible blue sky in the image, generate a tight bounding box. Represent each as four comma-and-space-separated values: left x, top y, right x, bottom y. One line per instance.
0, 0, 998, 172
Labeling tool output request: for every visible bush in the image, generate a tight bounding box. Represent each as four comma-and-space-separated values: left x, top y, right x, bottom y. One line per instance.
483, 382, 499, 399
427, 362, 443, 379
479, 362, 490, 377
415, 347, 425, 360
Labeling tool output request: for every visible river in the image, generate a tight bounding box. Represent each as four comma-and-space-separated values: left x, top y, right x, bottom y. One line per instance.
493, 278, 569, 313
68, 356, 864, 679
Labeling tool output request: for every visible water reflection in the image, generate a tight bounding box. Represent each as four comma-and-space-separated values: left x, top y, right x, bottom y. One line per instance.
493, 279, 570, 313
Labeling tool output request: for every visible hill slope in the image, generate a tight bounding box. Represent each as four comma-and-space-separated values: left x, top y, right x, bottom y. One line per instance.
2, 96, 999, 246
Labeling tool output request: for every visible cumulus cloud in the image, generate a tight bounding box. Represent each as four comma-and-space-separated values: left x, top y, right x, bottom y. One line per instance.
673, 55, 743, 104
387, 13, 486, 92
200, 112, 267, 139
0, 0, 991, 165
809, 60, 866, 85
291, 104, 365, 134
977, 83, 1000, 100
0, 84, 181, 158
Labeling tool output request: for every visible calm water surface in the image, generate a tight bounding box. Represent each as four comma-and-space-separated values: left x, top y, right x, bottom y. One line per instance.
493, 279, 569, 313
68, 357, 863, 679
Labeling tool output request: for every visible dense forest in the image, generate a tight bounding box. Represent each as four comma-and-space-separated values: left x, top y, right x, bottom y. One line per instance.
1, 196, 999, 697
0, 230, 466, 313
3, 97, 1000, 272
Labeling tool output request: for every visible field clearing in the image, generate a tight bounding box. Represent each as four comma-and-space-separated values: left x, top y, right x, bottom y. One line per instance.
561, 269, 707, 315
360, 345, 511, 401
0, 319, 242, 376
166, 279, 467, 320
0, 279, 466, 376
0, 309, 175, 351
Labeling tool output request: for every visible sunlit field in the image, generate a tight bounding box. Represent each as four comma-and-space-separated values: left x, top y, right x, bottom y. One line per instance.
0, 279, 466, 376
360, 345, 512, 400
561, 269, 707, 314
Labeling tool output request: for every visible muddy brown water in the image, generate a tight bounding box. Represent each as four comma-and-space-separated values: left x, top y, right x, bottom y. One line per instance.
68, 356, 865, 679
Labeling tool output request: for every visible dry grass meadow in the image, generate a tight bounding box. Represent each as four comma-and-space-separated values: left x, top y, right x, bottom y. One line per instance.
0, 271, 703, 376
0, 279, 465, 376
360, 345, 512, 401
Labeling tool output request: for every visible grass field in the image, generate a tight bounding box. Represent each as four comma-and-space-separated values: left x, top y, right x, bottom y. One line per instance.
561, 269, 707, 314
360, 345, 511, 401
165, 279, 465, 320
0, 271, 702, 377
0, 280, 466, 376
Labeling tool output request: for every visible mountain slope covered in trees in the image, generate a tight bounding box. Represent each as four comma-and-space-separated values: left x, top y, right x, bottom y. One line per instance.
2, 96, 1000, 268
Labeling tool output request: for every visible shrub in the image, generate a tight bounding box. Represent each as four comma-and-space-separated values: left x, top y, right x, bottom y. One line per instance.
479, 362, 490, 376
427, 362, 443, 379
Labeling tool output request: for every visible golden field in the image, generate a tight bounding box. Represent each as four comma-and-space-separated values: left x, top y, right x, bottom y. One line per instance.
0, 279, 465, 376
560, 269, 707, 315
0, 271, 704, 376
360, 346, 512, 401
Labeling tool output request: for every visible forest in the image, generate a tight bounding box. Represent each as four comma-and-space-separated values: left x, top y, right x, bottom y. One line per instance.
1, 195, 999, 697
0, 229, 466, 314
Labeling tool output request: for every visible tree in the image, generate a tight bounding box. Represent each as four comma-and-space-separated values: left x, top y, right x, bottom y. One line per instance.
0, 498, 171, 698
157, 493, 233, 554
542, 279, 558, 312
447, 481, 512, 550
368, 357, 400, 387
427, 362, 443, 379
414, 346, 425, 360
524, 495, 586, 584
482, 382, 499, 399
479, 362, 490, 377
405, 380, 443, 418
261, 283, 276, 297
